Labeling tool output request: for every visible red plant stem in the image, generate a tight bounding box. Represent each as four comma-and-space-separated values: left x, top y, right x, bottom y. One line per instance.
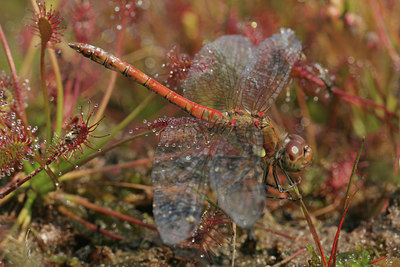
299, 198, 328, 267
60, 193, 157, 231
60, 157, 154, 182
329, 191, 357, 267
0, 150, 62, 199
57, 206, 124, 240
291, 64, 396, 119
255, 222, 308, 242
0, 24, 28, 127
370, 255, 388, 264
0, 167, 44, 199
332, 88, 395, 118
272, 247, 307, 267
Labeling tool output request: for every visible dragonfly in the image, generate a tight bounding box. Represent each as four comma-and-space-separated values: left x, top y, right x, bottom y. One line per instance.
69, 28, 312, 245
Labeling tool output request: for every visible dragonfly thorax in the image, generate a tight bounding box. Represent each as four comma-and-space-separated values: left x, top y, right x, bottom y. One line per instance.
223, 110, 312, 173
226, 111, 312, 173
223, 110, 281, 159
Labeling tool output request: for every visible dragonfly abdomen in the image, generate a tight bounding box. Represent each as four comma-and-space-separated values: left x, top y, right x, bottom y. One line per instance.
69, 43, 225, 123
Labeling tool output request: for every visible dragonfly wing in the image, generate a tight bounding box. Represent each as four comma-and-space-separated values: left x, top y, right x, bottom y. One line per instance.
209, 124, 265, 228
183, 35, 254, 112
152, 118, 211, 245
239, 28, 302, 114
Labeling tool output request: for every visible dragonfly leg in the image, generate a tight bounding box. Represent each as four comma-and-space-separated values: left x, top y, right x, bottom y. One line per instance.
262, 162, 301, 200
263, 165, 283, 189
271, 163, 302, 193
280, 167, 302, 189
272, 163, 286, 193
265, 168, 300, 200
262, 164, 270, 185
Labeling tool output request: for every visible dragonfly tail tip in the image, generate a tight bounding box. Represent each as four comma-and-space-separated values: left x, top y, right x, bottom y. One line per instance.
68, 42, 79, 50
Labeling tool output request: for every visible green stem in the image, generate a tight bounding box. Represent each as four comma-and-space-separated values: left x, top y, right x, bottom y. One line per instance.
40, 45, 52, 142
48, 48, 64, 136
12, 190, 36, 235
96, 93, 155, 149
343, 137, 365, 209
19, 36, 38, 79
32, 149, 59, 188
102, 93, 155, 146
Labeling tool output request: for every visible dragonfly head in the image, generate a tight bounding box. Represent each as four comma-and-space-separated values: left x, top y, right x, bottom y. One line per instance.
280, 134, 312, 172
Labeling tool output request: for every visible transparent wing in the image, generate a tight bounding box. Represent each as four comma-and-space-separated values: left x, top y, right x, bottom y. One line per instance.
183, 35, 254, 112
239, 28, 302, 114
209, 123, 266, 228
152, 118, 212, 245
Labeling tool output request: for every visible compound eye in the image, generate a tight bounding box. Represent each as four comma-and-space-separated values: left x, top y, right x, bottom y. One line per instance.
286, 140, 303, 162
287, 134, 305, 144
281, 134, 312, 172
